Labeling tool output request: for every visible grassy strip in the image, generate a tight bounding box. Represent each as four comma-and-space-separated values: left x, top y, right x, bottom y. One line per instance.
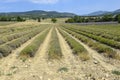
0, 24, 34, 36
0, 25, 42, 45
64, 26, 120, 49
6, 27, 47, 49
58, 28, 89, 61
0, 22, 16, 26
65, 24, 120, 42
19, 29, 50, 57
61, 27, 119, 59
48, 28, 62, 60
0, 30, 29, 45
76, 28, 120, 42
63, 24, 120, 36
0, 27, 48, 57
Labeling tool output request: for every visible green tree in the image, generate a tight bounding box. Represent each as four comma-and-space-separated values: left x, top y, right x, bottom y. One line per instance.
118, 15, 120, 23
38, 18, 41, 22
16, 16, 25, 22
73, 16, 81, 22
0, 16, 7, 21
42, 17, 45, 20
114, 15, 119, 21
65, 18, 74, 23
102, 14, 113, 21
51, 18, 57, 23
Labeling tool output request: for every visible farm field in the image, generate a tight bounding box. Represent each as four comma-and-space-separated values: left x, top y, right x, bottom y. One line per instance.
0, 22, 120, 80
41, 18, 68, 23
0, 22, 17, 26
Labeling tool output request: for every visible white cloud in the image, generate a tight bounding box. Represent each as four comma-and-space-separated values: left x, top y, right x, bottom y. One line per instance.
29, 0, 59, 4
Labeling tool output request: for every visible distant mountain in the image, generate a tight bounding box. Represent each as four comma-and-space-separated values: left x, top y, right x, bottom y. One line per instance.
87, 9, 120, 16
113, 9, 120, 15
0, 10, 76, 18
87, 11, 110, 16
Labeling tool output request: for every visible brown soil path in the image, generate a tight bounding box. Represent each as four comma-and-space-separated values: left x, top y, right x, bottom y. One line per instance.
56, 28, 86, 79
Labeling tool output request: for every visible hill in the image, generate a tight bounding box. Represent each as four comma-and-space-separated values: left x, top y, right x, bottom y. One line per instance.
87, 11, 110, 16
0, 10, 76, 18
87, 9, 120, 16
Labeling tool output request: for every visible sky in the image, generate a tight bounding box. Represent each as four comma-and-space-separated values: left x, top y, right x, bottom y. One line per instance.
0, 0, 120, 15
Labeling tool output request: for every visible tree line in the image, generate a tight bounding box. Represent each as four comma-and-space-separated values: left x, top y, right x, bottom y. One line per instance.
0, 16, 26, 22
65, 14, 120, 23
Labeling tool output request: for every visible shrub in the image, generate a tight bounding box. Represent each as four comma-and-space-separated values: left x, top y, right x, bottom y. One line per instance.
58, 67, 68, 72
118, 15, 120, 23
0, 45, 12, 57
0, 39, 7, 45
112, 70, 120, 75
51, 18, 57, 23
7, 36, 29, 49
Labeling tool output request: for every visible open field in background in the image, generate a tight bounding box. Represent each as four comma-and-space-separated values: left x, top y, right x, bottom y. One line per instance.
41, 18, 68, 23
0, 22, 120, 80
0, 22, 17, 26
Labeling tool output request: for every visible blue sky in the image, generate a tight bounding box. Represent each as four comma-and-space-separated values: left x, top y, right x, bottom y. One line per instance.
0, 0, 120, 15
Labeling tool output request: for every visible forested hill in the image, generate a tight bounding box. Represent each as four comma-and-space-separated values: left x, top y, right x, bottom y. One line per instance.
0, 10, 76, 18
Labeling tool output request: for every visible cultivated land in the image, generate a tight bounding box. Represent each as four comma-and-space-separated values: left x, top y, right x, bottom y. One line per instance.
0, 22, 120, 80
0, 22, 18, 27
